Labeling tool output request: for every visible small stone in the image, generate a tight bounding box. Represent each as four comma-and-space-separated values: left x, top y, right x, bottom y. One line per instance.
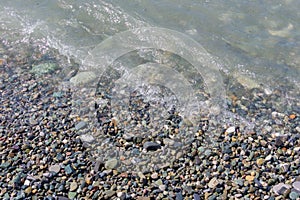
256, 158, 265, 166
30, 63, 59, 75
265, 154, 273, 161
143, 141, 161, 151
64, 164, 74, 175
68, 191, 77, 199
70, 71, 97, 85
80, 134, 95, 143
49, 164, 61, 173
24, 179, 31, 186
290, 191, 300, 199
93, 160, 102, 173
151, 172, 158, 180
70, 182, 78, 192
75, 121, 87, 130
226, 126, 235, 134
208, 177, 220, 189
245, 175, 255, 182
24, 186, 32, 195
273, 183, 291, 195
138, 172, 146, 179
289, 114, 297, 120
104, 190, 115, 198
193, 193, 201, 200
159, 184, 166, 191
204, 149, 212, 157
292, 181, 300, 192
163, 138, 175, 146
105, 158, 119, 169
175, 192, 183, 200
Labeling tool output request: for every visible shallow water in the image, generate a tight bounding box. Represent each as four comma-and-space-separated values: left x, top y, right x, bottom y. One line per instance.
0, 0, 299, 117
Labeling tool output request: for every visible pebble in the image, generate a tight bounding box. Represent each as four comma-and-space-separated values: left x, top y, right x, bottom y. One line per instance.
193, 193, 201, 200
68, 191, 77, 199
256, 158, 265, 166
175, 192, 183, 200
245, 175, 255, 182
151, 172, 159, 180
64, 164, 74, 175
70, 71, 97, 85
70, 181, 78, 192
75, 121, 87, 130
143, 141, 161, 151
208, 177, 219, 189
289, 191, 300, 199
49, 164, 61, 173
272, 183, 291, 195
80, 134, 95, 143
105, 158, 119, 169
226, 126, 235, 134
292, 181, 300, 192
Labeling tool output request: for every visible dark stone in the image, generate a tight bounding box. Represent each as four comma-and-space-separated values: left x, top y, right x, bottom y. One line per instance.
143, 141, 161, 151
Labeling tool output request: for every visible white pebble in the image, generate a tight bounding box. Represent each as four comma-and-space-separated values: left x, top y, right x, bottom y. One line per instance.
226, 126, 235, 134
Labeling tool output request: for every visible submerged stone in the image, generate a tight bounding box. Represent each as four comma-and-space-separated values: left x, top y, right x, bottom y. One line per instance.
30, 63, 59, 75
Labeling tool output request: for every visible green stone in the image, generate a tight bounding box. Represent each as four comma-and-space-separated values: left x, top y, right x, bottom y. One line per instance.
68, 191, 77, 199
30, 63, 59, 75
289, 191, 299, 200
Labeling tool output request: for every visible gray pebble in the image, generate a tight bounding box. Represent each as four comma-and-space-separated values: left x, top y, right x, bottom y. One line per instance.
75, 121, 87, 130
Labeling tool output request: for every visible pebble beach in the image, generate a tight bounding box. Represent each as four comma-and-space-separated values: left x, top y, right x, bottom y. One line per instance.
0, 40, 300, 200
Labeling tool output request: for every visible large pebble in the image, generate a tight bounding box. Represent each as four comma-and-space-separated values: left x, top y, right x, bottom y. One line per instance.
70, 71, 96, 85
272, 183, 291, 195
70, 182, 78, 192
292, 181, 300, 192
105, 158, 119, 169
80, 134, 95, 143
143, 141, 161, 151
226, 126, 235, 134
75, 121, 87, 130
49, 164, 61, 173
208, 177, 219, 189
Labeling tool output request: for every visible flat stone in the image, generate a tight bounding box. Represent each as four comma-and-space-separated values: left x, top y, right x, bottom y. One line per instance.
68, 191, 77, 199
256, 158, 265, 166
208, 177, 219, 189
226, 126, 235, 134
163, 138, 175, 146
245, 175, 255, 182
151, 172, 158, 180
105, 158, 119, 169
159, 184, 166, 191
80, 134, 95, 143
104, 190, 115, 198
93, 160, 102, 173
290, 191, 300, 200
70, 182, 78, 192
30, 63, 59, 75
143, 141, 161, 151
70, 71, 96, 86
273, 183, 291, 195
75, 121, 87, 130
293, 181, 300, 192
49, 164, 61, 173
175, 192, 183, 200
193, 193, 201, 200
24, 186, 32, 195
64, 164, 74, 175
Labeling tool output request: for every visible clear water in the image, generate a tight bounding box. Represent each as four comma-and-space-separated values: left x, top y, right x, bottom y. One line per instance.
1, 0, 299, 116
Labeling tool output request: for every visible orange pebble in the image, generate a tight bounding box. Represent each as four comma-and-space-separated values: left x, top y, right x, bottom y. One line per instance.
289, 114, 296, 120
